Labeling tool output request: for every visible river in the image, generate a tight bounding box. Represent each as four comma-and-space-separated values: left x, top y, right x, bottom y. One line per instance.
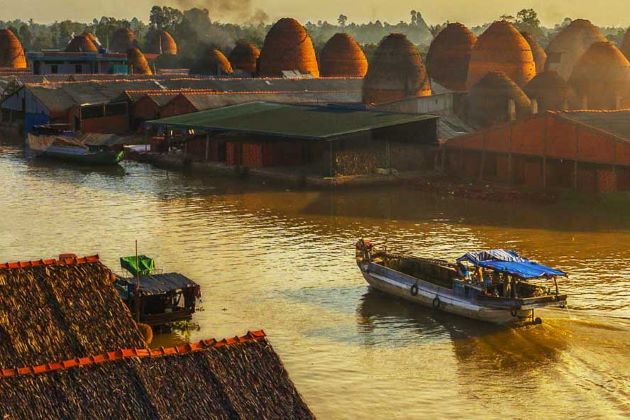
0, 143, 628, 418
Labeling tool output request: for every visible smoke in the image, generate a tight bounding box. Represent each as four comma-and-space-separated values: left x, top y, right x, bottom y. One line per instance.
170, 0, 269, 24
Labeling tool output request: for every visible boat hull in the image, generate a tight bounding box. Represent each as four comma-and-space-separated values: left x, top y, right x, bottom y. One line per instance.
359, 262, 535, 325
36, 146, 124, 166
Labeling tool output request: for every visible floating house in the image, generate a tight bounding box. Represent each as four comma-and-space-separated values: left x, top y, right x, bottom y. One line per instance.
426, 23, 477, 91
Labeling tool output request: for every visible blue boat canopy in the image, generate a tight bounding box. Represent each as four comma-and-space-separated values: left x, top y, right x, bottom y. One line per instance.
457, 249, 566, 279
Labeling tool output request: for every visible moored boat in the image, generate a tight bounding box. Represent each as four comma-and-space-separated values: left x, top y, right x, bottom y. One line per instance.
355, 240, 567, 325
27, 125, 124, 165
114, 255, 201, 329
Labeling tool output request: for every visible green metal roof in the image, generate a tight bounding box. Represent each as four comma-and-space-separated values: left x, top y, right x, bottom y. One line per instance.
146, 102, 437, 140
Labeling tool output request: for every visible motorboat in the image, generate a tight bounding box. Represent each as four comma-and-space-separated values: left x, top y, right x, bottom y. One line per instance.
355, 239, 567, 325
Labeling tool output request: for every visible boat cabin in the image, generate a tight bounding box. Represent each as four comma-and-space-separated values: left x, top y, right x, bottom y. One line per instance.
115, 256, 201, 327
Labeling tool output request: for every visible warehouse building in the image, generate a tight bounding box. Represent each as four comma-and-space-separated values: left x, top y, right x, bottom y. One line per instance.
145, 101, 439, 177
444, 110, 630, 193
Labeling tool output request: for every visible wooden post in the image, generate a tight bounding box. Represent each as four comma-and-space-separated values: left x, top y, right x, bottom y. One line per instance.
329, 141, 335, 177
542, 114, 548, 189
386, 140, 391, 174
479, 132, 486, 180
573, 126, 580, 190
205, 133, 210, 161
508, 124, 513, 184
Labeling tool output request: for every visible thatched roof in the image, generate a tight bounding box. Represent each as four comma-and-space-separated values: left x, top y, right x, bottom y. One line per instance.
467, 71, 532, 128
146, 30, 177, 55
545, 19, 606, 79
0, 332, 314, 418
621, 28, 630, 61
467, 21, 536, 89
228, 42, 260, 74
362, 33, 432, 105
128, 48, 153, 75
65, 35, 98, 53
427, 23, 477, 91
319, 33, 368, 78
524, 70, 575, 111
0, 29, 27, 69
521, 32, 547, 75
568, 41, 630, 109
0, 255, 145, 367
110, 28, 137, 53
258, 18, 319, 78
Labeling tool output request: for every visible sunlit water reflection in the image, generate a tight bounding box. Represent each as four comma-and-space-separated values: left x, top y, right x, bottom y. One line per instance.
0, 143, 628, 418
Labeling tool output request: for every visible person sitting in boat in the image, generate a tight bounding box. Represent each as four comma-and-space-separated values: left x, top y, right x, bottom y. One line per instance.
457, 262, 469, 280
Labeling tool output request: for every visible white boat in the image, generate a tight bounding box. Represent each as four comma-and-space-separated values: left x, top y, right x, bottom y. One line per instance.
355, 240, 568, 325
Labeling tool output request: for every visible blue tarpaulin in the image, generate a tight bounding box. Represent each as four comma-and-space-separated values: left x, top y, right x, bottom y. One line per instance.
457, 249, 566, 279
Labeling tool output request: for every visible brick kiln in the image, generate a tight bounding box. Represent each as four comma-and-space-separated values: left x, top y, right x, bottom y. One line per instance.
545, 19, 606, 80
258, 18, 319, 77
466, 21, 536, 89
362, 33, 431, 105
426, 23, 477, 91
228, 42, 260, 74
0, 29, 27, 69
319, 33, 368, 78
466, 71, 532, 128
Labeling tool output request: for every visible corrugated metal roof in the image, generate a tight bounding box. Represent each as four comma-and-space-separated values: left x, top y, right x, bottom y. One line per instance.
558, 110, 630, 141
118, 272, 198, 296
438, 115, 473, 140
182, 91, 360, 111
147, 101, 437, 140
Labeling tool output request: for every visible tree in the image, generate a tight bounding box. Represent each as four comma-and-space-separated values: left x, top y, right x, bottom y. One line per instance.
337, 14, 348, 29
410, 10, 417, 25
149, 6, 183, 30
18, 25, 32, 49
500, 14, 515, 23
516, 9, 540, 29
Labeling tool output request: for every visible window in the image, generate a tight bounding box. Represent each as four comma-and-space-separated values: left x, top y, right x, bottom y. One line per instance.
51, 65, 58, 74
80, 105, 104, 119
75, 64, 83, 74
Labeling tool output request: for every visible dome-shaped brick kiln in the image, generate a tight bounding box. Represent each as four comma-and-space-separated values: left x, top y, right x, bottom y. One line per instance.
110, 28, 137, 53
65, 35, 98, 53
620, 28, 630, 60
258, 18, 319, 77
521, 32, 547, 74
127, 47, 153, 75
319, 33, 368, 78
568, 41, 630, 109
426, 23, 477, 91
362, 33, 431, 105
0, 29, 27, 68
545, 19, 606, 80
228, 42, 260, 74
147, 30, 177, 55
466, 21, 536, 89
467, 71, 532, 128
524, 71, 575, 111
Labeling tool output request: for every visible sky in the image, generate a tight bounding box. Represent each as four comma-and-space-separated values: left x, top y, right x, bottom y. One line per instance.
0, 0, 628, 27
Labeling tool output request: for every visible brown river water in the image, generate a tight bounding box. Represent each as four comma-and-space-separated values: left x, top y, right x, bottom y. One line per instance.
0, 143, 628, 418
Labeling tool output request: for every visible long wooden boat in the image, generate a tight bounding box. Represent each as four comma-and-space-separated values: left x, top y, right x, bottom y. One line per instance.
355, 240, 567, 325
27, 127, 124, 166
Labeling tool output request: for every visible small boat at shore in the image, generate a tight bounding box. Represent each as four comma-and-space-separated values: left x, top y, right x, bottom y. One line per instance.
114, 255, 201, 329
355, 240, 567, 325
27, 125, 124, 165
